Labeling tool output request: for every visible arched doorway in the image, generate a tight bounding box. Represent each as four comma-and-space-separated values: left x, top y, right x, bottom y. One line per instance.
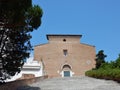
61, 64, 73, 77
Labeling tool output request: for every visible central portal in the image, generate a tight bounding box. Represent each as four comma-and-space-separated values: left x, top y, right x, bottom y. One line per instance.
61, 64, 72, 77
64, 71, 70, 77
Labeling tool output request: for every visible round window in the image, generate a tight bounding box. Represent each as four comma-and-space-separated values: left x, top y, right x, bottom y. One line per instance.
63, 39, 66, 42
86, 60, 91, 65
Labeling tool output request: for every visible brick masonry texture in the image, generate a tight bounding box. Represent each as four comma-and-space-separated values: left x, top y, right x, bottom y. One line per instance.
34, 35, 96, 77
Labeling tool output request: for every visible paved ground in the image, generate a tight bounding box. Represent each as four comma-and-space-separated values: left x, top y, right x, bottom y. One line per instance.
17, 76, 120, 90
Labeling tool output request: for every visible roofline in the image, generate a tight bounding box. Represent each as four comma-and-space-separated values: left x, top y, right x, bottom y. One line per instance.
46, 34, 82, 40
34, 43, 49, 47
81, 43, 95, 47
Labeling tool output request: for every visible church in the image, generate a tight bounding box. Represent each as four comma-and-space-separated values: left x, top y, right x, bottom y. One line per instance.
34, 34, 96, 77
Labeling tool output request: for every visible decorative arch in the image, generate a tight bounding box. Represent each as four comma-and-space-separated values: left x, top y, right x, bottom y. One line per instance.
62, 64, 71, 70
61, 63, 72, 70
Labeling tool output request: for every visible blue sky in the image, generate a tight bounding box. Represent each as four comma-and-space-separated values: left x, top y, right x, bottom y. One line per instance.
30, 0, 120, 61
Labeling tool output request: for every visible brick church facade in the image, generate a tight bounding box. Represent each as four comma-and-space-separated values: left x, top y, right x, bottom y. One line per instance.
34, 34, 96, 77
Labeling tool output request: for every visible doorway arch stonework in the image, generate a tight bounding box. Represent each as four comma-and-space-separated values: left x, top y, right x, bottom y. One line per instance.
60, 64, 74, 77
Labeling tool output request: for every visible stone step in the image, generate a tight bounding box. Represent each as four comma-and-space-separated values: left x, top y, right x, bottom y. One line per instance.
18, 76, 120, 90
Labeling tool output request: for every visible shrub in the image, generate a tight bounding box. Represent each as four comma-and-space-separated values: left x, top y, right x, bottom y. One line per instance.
85, 68, 120, 80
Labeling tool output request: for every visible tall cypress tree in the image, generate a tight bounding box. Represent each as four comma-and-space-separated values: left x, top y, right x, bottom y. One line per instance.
95, 50, 107, 69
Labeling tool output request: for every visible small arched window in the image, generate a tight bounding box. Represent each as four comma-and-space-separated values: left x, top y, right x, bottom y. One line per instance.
63, 49, 68, 56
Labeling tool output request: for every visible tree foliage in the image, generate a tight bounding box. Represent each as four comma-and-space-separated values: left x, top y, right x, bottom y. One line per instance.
86, 53, 120, 81
114, 54, 120, 68
0, 0, 42, 83
95, 50, 107, 69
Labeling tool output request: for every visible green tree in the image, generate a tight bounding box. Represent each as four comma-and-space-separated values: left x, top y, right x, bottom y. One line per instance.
95, 50, 107, 69
115, 54, 120, 68
0, 0, 43, 83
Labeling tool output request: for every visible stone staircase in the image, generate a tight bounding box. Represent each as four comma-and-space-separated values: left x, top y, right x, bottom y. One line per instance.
18, 76, 120, 90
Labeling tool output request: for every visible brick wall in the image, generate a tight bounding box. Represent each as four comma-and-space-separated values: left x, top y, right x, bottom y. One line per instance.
34, 35, 96, 77
0, 75, 48, 90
